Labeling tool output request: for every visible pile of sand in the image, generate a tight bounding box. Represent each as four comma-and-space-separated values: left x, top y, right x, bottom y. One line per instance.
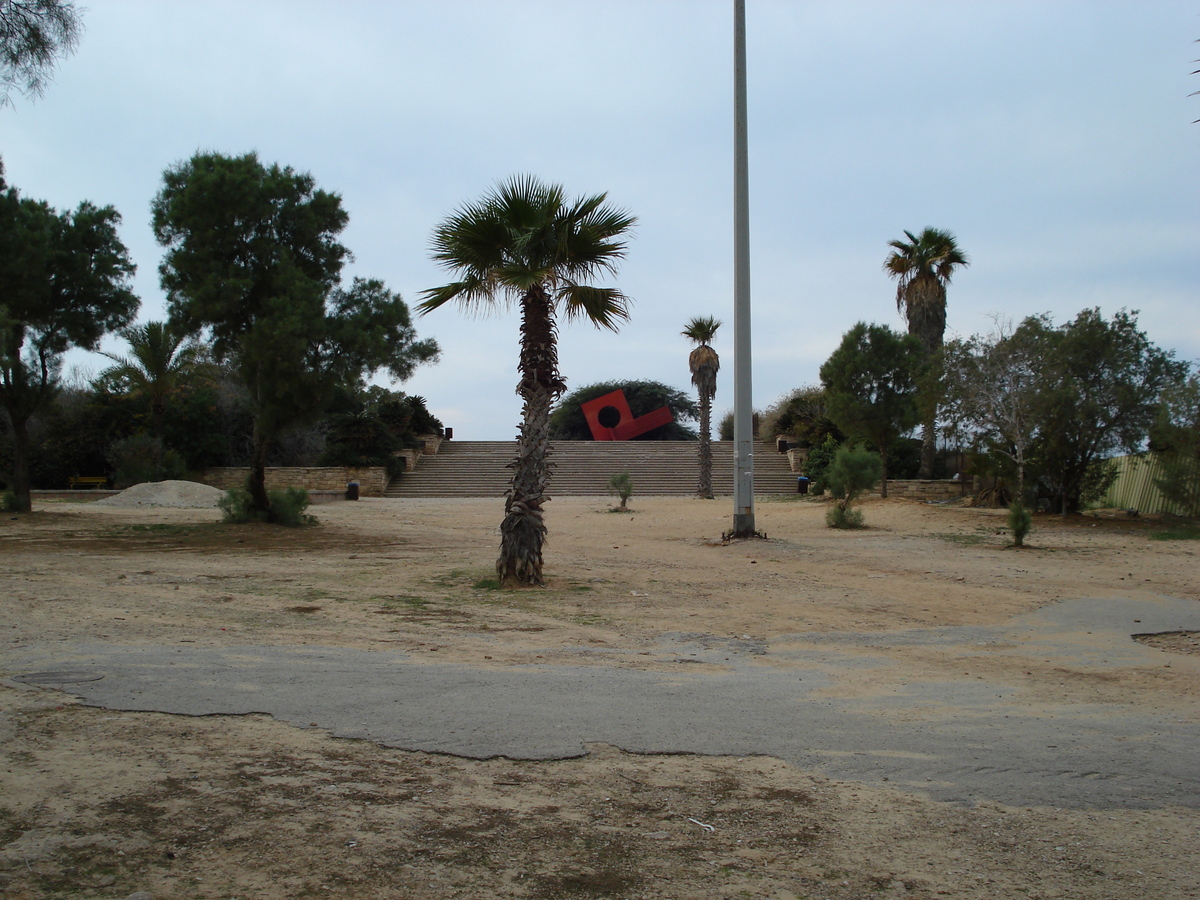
94, 480, 226, 509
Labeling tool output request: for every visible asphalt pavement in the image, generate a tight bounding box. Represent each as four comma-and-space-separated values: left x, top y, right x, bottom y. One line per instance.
6, 594, 1199, 810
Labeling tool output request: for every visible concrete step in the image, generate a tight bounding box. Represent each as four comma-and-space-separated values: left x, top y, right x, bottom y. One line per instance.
384, 441, 801, 498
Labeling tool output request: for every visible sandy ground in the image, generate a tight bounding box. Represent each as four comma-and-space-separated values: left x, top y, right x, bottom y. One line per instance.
1, 493, 1198, 899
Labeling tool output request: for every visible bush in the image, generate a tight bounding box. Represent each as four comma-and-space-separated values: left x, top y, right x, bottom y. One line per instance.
825, 504, 865, 529
804, 435, 841, 494
1, 490, 17, 512
219, 487, 316, 526
271, 487, 317, 526
608, 471, 633, 510
1008, 501, 1032, 547
824, 444, 881, 529
759, 385, 841, 447
217, 489, 255, 523
719, 408, 760, 442
107, 433, 186, 488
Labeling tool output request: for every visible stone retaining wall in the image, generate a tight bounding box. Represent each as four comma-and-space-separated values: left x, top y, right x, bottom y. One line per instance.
867, 479, 967, 502
199, 467, 389, 497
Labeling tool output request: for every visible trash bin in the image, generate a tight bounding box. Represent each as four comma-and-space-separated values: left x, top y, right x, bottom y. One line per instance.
346, 481, 360, 501
777, 438, 789, 453
797, 477, 809, 495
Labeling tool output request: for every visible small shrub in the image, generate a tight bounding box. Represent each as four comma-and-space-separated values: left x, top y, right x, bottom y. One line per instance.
1, 489, 17, 512
608, 471, 633, 510
218, 489, 255, 523
823, 444, 880, 529
270, 487, 317, 526
826, 444, 881, 506
218, 487, 316, 526
1008, 501, 1032, 547
825, 504, 865, 529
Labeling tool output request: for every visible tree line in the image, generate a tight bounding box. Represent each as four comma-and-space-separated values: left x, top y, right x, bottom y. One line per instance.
757, 228, 1197, 517
0, 152, 440, 517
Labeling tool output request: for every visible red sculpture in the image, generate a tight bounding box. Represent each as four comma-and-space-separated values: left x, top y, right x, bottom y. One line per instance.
580, 389, 674, 441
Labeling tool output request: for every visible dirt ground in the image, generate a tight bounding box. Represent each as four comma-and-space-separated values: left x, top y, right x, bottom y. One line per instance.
1, 493, 1198, 900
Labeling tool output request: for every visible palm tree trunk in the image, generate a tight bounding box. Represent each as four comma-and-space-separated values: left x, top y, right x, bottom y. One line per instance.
498, 284, 565, 586
697, 392, 713, 499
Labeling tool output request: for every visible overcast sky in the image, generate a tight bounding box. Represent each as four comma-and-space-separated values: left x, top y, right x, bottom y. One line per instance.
5, 0, 1197, 440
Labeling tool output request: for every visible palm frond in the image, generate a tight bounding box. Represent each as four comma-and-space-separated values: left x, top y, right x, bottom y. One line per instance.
683, 316, 722, 345
558, 283, 631, 331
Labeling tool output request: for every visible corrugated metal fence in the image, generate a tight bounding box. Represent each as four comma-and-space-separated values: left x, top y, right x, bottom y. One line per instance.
1101, 453, 1197, 516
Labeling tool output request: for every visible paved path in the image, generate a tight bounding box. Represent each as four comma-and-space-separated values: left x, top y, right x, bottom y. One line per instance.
6, 595, 1199, 810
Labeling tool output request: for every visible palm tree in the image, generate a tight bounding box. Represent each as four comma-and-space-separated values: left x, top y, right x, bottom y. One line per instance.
683, 316, 721, 499
883, 227, 969, 479
419, 176, 636, 586
97, 320, 209, 434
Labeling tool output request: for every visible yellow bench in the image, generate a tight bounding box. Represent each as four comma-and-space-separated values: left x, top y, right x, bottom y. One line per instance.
68, 476, 109, 489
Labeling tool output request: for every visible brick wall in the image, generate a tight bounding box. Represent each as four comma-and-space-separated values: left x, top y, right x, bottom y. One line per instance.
199, 467, 389, 497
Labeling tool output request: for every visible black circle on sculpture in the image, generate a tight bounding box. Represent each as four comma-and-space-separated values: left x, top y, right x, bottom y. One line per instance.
597, 405, 622, 428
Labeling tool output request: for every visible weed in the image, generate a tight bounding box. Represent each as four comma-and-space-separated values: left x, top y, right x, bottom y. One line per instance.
935, 533, 988, 546
1150, 521, 1200, 541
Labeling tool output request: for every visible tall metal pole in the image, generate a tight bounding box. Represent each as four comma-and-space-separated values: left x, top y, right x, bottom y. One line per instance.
732, 0, 756, 536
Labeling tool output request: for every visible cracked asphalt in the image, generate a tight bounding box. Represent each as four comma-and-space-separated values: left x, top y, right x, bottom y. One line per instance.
8, 593, 1199, 811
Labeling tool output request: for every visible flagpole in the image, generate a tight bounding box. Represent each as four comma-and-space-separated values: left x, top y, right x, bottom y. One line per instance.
732, 0, 756, 537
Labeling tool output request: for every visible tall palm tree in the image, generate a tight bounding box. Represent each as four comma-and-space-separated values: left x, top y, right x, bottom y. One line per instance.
883, 227, 969, 479
419, 176, 636, 586
97, 320, 209, 434
683, 316, 721, 499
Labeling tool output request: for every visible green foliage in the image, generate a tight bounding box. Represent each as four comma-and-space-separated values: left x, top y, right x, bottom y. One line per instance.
1007, 501, 1032, 547
270, 487, 317, 526
96, 320, 211, 431
1020, 309, 1184, 513
819, 322, 922, 494
219, 486, 315, 526
1150, 368, 1200, 516
886, 437, 923, 480
319, 388, 443, 478
719, 408, 760, 442
825, 503, 865, 529
759, 385, 842, 447
0, 167, 139, 510
803, 434, 841, 494
608, 470, 633, 510
106, 433, 185, 488
1, 489, 16, 511
826, 444, 882, 510
1150, 521, 1200, 541
550, 380, 699, 441
217, 488, 254, 522
152, 151, 438, 516
946, 309, 1183, 514
0, 0, 83, 106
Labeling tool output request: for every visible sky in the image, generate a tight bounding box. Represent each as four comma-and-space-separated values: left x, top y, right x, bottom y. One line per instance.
4, 0, 1198, 441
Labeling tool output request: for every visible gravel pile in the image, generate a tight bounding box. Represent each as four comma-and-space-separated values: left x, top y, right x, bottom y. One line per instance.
94, 480, 226, 509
